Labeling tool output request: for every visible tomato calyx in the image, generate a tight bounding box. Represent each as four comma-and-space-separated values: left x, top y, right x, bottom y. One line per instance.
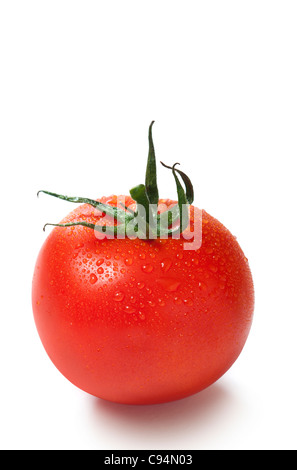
38, 122, 194, 240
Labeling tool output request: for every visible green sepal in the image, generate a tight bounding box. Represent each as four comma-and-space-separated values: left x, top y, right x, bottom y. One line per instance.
160, 162, 191, 234
129, 184, 151, 235
145, 121, 159, 205
160, 162, 194, 204
37, 190, 127, 222
43, 221, 126, 237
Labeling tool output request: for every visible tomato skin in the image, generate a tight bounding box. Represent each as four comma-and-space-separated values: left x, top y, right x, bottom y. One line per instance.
32, 196, 254, 405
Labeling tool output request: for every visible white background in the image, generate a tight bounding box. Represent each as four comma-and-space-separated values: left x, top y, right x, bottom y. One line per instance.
1, 1, 297, 450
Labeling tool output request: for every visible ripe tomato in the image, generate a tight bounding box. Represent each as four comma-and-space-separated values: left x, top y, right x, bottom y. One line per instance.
32, 122, 254, 404
32, 194, 254, 404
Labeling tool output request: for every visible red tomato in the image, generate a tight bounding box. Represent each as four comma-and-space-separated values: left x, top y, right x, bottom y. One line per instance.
32, 195, 254, 405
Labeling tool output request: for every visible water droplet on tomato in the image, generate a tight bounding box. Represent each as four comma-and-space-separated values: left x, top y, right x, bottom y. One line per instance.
124, 305, 136, 314
156, 277, 181, 292
183, 298, 194, 306
125, 257, 133, 266
97, 267, 104, 274
114, 291, 124, 302
137, 282, 145, 289
198, 281, 207, 291
209, 264, 218, 273
89, 273, 98, 285
141, 264, 154, 273
218, 274, 227, 290
139, 312, 146, 321
96, 259, 104, 266
161, 258, 172, 273
75, 243, 84, 249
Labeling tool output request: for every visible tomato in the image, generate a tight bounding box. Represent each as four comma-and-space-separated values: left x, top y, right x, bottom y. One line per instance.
32, 123, 254, 405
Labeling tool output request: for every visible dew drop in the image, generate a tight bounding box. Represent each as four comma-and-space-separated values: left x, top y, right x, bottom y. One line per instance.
114, 291, 124, 302
156, 277, 181, 292
125, 257, 133, 266
210, 265, 218, 273
141, 264, 154, 273
161, 258, 172, 273
96, 259, 104, 266
137, 282, 145, 290
75, 243, 84, 249
124, 305, 136, 314
89, 273, 98, 285
198, 281, 207, 291
183, 298, 194, 306
97, 267, 104, 274
139, 312, 146, 321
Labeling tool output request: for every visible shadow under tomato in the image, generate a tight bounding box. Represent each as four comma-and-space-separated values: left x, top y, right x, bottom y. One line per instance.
88, 380, 245, 449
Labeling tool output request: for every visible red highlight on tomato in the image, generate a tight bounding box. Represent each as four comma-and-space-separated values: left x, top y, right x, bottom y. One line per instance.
32, 122, 254, 405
